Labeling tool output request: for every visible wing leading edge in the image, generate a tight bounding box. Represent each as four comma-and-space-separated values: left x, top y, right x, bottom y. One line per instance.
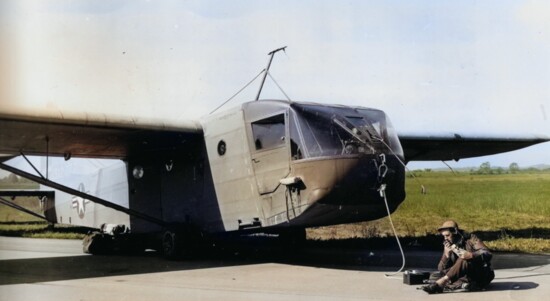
398, 132, 549, 162
0, 110, 203, 160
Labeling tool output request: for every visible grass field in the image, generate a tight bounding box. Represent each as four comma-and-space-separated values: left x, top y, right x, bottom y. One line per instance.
1, 171, 550, 253
308, 170, 550, 253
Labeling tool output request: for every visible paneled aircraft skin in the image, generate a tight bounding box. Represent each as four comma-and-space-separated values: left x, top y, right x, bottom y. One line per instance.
0, 99, 548, 255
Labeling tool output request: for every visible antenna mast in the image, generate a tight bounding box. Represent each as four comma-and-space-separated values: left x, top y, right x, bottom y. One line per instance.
255, 46, 287, 101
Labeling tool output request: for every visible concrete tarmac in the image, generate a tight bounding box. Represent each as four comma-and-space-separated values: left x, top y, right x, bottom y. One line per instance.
0, 236, 549, 301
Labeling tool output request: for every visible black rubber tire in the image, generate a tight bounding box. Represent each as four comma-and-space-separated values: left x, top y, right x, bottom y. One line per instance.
162, 230, 183, 259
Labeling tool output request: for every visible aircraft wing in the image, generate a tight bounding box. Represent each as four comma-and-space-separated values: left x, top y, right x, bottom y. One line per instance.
398, 132, 549, 162
2, 108, 547, 163
0, 109, 203, 160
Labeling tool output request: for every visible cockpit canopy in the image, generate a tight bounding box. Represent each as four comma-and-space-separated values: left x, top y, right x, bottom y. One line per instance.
245, 101, 404, 161
290, 103, 403, 159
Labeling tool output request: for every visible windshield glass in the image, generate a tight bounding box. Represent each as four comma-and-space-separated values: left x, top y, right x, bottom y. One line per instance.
291, 104, 403, 159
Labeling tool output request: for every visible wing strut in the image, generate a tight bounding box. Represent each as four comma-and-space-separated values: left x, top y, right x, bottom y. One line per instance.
19, 152, 46, 179
0, 196, 49, 221
0, 162, 168, 227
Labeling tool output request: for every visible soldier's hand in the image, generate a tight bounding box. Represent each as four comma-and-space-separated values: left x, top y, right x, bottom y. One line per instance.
443, 240, 453, 257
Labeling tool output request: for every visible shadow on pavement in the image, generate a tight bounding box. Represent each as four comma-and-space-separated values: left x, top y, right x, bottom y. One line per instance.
0, 252, 253, 285
489, 281, 539, 291
1, 236, 549, 286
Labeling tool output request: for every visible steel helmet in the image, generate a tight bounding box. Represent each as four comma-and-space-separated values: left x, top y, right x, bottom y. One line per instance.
438, 220, 459, 233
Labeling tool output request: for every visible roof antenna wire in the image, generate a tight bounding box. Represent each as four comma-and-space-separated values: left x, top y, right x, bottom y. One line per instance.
209, 68, 265, 115
267, 71, 292, 102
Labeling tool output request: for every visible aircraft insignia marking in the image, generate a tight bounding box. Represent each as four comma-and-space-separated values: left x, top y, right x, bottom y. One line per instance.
71, 183, 90, 219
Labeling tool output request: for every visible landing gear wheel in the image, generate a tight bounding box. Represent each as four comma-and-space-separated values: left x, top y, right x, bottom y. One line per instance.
161, 224, 206, 260
162, 230, 183, 259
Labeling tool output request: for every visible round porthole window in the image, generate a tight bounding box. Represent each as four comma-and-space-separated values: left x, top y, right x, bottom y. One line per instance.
217, 140, 226, 156
132, 165, 144, 179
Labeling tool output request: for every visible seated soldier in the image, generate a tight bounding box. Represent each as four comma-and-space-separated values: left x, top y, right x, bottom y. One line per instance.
423, 220, 495, 294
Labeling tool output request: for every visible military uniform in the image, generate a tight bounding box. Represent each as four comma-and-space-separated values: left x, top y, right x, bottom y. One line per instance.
437, 232, 495, 289
423, 221, 495, 294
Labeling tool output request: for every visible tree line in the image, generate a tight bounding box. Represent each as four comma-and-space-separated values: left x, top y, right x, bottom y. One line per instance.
470, 162, 547, 175
417, 162, 548, 175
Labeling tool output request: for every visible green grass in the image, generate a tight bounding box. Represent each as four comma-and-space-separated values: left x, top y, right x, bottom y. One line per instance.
394, 171, 550, 233
309, 171, 550, 254
0, 222, 88, 239
25, 231, 86, 240
485, 238, 550, 253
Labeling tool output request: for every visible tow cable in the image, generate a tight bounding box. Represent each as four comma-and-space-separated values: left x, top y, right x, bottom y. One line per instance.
379, 183, 406, 278
376, 153, 406, 279
371, 136, 427, 279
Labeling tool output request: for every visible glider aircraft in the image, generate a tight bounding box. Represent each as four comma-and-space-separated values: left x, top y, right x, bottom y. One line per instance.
0, 49, 548, 258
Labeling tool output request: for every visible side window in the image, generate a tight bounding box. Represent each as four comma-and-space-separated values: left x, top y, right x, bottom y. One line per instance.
251, 114, 286, 150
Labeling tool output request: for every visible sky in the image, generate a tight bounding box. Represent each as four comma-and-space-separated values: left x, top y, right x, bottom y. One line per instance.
0, 0, 549, 170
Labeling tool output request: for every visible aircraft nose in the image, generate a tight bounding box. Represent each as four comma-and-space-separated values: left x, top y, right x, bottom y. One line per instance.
285, 154, 406, 226
307, 187, 331, 205
292, 154, 404, 207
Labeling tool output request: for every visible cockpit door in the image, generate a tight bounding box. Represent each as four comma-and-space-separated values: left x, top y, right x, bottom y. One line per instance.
249, 112, 291, 194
